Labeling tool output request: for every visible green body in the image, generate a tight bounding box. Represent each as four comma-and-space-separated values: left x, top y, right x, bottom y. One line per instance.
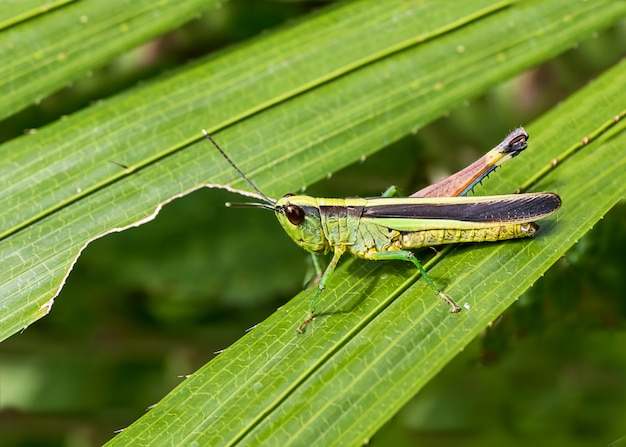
274, 192, 560, 332
274, 195, 547, 260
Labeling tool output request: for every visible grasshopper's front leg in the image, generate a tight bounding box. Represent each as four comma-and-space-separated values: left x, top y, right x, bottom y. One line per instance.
302, 253, 325, 288
297, 246, 347, 334
369, 250, 461, 313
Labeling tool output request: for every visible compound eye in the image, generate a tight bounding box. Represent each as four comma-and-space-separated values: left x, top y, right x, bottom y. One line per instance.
285, 203, 305, 225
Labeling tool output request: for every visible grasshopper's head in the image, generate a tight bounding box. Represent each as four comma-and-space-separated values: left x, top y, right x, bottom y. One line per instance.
274, 194, 328, 254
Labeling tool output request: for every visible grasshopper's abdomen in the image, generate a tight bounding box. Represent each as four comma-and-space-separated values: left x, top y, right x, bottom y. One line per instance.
399, 222, 538, 249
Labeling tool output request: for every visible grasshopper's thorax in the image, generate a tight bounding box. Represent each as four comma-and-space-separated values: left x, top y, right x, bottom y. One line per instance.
275, 195, 329, 254
316, 198, 365, 247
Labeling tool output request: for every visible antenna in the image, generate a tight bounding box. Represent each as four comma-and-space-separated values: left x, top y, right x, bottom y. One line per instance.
202, 130, 275, 205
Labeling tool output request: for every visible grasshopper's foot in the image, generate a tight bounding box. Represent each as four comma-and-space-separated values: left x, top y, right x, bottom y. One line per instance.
296, 311, 315, 334
438, 291, 461, 313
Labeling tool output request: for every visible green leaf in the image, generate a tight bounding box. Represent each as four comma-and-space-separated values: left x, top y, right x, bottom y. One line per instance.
0, 0, 74, 30
1, 0, 624, 444
1, 0, 222, 119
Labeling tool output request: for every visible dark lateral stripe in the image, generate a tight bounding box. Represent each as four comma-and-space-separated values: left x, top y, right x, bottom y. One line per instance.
362, 193, 561, 222
318, 205, 347, 217
318, 204, 365, 218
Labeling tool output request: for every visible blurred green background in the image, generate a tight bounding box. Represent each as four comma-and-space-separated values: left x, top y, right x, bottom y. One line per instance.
1, 1, 625, 446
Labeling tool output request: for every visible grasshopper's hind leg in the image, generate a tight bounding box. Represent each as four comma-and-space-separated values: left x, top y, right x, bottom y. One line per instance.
369, 250, 461, 313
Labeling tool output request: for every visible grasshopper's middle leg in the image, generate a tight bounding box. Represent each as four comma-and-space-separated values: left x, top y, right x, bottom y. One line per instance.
381, 185, 402, 197
369, 250, 461, 313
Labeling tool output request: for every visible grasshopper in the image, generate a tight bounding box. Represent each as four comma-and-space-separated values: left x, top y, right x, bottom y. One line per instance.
202, 128, 561, 333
